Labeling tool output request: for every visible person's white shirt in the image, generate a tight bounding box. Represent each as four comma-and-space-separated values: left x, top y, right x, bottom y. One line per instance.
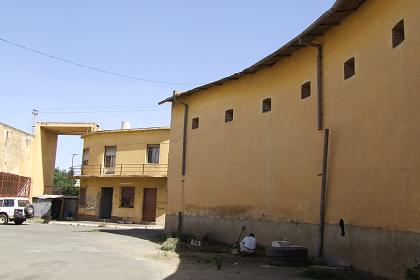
240, 235, 257, 252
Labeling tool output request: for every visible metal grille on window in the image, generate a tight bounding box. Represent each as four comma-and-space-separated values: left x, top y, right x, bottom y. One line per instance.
121, 187, 134, 208
301, 82, 311, 99
225, 109, 234, 122
392, 19, 405, 48
147, 144, 160, 164
262, 98, 271, 113
344, 57, 355, 80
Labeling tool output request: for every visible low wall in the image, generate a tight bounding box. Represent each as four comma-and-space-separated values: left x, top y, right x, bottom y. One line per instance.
166, 214, 420, 279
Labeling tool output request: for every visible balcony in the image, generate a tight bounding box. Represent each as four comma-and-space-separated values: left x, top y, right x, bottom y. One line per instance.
72, 164, 168, 178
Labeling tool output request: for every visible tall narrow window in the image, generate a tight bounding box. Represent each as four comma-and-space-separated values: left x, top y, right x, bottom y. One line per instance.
225, 109, 234, 122
262, 98, 271, 113
344, 57, 355, 80
192, 118, 199, 129
120, 187, 134, 208
301, 82, 311, 99
392, 19, 405, 48
147, 144, 160, 164
104, 146, 116, 174
82, 148, 90, 166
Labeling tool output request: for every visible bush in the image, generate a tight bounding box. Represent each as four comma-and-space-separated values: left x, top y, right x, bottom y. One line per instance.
404, 261, 420, 280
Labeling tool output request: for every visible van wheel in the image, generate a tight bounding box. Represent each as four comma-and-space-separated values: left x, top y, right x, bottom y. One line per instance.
14, 220, 24, 225
0, 214, 8, 225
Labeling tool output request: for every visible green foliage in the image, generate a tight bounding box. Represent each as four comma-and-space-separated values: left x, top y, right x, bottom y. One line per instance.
53, 168, 79, 196
404, 261, 420, 280
161, 237, 180, 252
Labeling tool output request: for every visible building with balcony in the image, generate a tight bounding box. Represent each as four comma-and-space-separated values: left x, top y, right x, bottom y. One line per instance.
75, 126, 170, 225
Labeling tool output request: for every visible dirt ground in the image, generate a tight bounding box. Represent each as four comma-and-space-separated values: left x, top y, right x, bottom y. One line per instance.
0, 223, 383, 280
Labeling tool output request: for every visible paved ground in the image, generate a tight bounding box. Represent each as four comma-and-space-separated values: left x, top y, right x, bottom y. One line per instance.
0, 223, 307, 280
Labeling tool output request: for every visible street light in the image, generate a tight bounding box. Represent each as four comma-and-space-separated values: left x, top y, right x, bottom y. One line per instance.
71, 153, 78, 176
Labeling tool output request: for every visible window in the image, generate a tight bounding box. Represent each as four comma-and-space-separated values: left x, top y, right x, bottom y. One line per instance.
18, 200, 29, 207
79, 188, 87, 207
104, 146, 116, 174
301, 82, 311, 99
392, 19, 405, 48
3, 199, 14, 207
147, 144, 160, 164
192, 118, 199, 129
344, 57, 355, 80
121, 187, 134, 208
82, 148, 90, 166
225, 109, 234, 122
262, 98, 271, 113
0, 200, 3, 207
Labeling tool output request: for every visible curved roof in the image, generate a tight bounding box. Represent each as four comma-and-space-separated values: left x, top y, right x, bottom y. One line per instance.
159, 0, 365, 104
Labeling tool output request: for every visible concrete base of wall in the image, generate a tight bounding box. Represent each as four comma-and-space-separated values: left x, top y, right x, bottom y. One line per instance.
165, 214, 420, 279
79, 214, 165, 226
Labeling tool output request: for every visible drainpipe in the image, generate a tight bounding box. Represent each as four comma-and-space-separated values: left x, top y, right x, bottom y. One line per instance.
310, 44, 324, 131
180, 101, 189, 176
318, 128, 330, 258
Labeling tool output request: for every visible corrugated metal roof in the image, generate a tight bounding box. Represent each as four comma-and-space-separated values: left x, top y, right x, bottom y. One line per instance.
159, 0, 366, 104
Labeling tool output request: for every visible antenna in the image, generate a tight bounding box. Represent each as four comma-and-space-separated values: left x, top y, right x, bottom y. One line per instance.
32, 108, 39, 134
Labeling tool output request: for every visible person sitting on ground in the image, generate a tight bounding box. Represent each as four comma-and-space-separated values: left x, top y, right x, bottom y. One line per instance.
240, 233, 257, 255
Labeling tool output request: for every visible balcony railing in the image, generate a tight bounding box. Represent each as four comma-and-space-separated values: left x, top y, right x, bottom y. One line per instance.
72, 164, 168, 177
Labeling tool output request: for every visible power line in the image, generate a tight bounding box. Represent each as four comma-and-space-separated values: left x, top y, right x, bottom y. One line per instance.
38, 107, 170, 114
37, 103, 168, 111
0, 37, 202, 86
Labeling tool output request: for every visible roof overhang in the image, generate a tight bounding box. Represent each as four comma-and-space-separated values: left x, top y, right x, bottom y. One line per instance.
159, 0, 366, 104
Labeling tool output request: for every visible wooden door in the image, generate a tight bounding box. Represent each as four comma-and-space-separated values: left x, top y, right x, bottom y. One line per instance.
142, 188, 157, 222
100, 187, 113, 219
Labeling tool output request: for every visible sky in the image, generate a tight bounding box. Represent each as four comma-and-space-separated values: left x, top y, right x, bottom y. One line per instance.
0, 0, 335, 169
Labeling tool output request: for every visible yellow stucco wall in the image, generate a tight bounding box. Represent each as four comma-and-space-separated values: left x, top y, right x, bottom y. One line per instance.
79, 177, 167, 224
82, 128, 170, 169
0, 123, 34, 177
79, 128, 170, 224
167, 0, 420, 233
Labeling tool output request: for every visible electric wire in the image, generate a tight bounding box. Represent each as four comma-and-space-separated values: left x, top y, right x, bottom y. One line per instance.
0, 37, 202, 86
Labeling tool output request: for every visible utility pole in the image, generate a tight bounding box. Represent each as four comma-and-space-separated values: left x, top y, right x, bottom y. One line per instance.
31, 109, 39, 134
71, 153, 78, 176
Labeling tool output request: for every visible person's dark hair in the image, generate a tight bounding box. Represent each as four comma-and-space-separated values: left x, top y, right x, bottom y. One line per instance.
249, 233, 255, 238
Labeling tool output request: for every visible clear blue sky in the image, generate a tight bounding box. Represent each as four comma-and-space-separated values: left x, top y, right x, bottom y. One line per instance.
0, 0, 335, 169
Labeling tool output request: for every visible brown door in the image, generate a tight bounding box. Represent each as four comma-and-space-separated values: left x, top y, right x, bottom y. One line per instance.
142, 188, 157, 222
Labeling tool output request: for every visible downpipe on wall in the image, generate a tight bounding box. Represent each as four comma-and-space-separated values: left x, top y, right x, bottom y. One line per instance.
309, 43, 324, 131
318, 128, 330, 258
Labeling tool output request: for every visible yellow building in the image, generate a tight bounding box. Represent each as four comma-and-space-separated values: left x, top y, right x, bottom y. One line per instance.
160, 0, 420, 278
76, 127, 170, 225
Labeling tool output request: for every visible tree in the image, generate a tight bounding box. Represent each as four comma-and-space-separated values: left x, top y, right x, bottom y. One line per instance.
53, 168, 79, 196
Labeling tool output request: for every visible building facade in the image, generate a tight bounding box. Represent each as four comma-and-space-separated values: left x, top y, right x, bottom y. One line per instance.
160, 0, 420, 278
0, 122, 34, 197
76, 127, 170, 225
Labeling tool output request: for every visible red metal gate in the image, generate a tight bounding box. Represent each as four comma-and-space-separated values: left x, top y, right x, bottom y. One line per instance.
0, 172, 31, 197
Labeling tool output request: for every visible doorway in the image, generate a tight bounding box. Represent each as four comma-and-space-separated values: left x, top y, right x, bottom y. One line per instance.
100, 187, 113, 219
142, 188, 157, 222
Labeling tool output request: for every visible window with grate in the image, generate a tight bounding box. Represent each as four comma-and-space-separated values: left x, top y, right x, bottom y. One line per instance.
192, 117, 199, 129
262, 98, 271, 113
301, 82, 311, 99
79, 188, 87, 207
225, 109, 234, 122
121, 187, 135, 208
392, 20, 405, 48
344, 57, 355, 80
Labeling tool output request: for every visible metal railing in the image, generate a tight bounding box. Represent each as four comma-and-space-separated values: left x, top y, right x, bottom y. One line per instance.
72, 164, 168, 177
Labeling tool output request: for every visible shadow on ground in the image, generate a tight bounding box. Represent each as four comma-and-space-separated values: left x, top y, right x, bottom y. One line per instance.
98, 228, 165, 242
